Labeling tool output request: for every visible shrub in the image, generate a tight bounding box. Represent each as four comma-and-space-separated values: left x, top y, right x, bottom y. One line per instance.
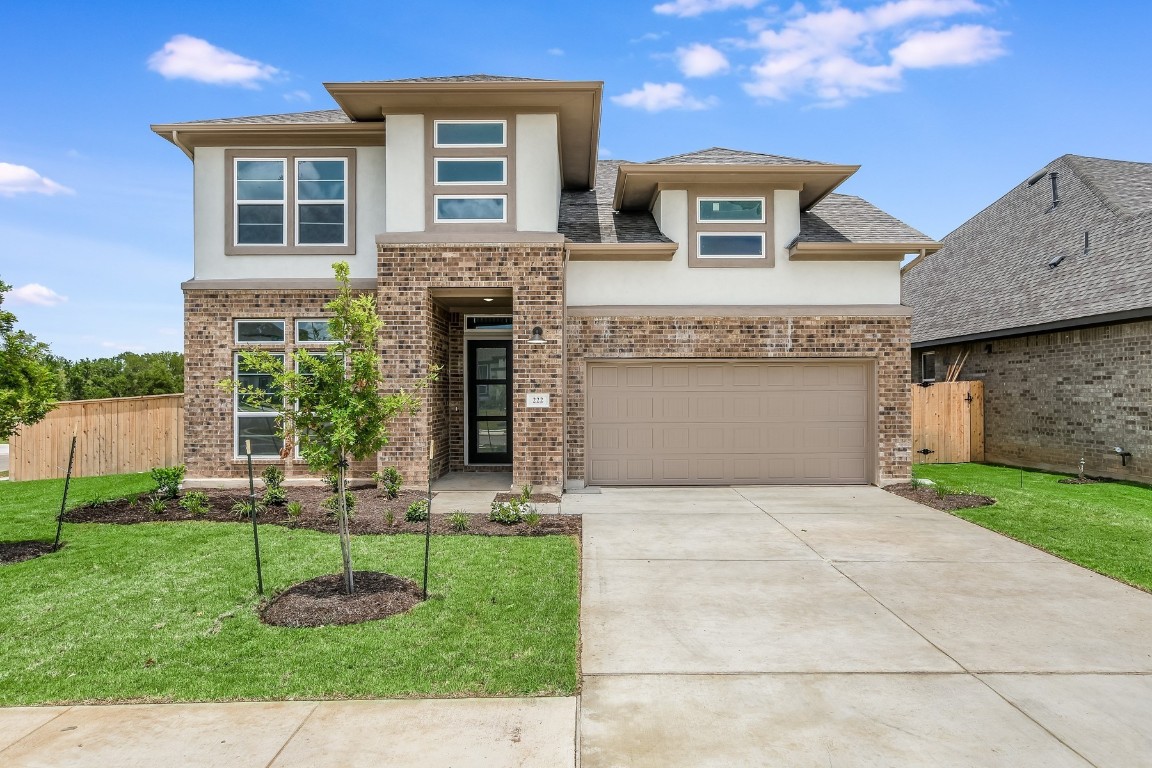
231, 498, 267, 519
406, 499, 429, 522
286, 501, 303, 526
145, 495, 167, 515
263, 486, 288, 507
447, 511, 470, 532
489, 499, 523, 525
384, 508, 395, 527
373, 467, 403, 499
179, 491, 209, 517
523, 510, 541, 528
261, 466, 286, 506
321, 473, 341, 493
150, 465, 185, 500
517, 483, 534, 503
322, 492, 356, 519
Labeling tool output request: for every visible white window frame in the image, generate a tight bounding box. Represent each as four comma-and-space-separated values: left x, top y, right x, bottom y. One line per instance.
433, 119, 507, 148
233, 158, 287, 247
696, 232, 767, 259
294, 318, 336, 345
234, 352, 285, 459
235, 319, 286, 344
434, 195, 508, 224
294, 157, 348, 247
433, 157, 507, 186
696, 196, 766, 224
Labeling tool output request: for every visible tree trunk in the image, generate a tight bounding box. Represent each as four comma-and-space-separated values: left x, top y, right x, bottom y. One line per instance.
337, 451, 355, 595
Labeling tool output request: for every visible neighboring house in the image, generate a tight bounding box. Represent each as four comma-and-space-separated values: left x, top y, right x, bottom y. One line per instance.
153, 75, 938, 493
903, 154, 1152, 483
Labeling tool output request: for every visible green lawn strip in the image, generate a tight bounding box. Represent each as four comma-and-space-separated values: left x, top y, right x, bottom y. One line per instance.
0, 474, 579, 705
912, 463, 1152, 592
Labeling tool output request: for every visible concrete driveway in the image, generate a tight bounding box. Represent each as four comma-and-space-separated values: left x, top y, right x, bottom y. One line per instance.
569, 486, 1152, 767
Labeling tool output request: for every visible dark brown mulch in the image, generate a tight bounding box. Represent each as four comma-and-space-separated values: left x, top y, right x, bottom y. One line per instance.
0, 541, 57, 565
63, 486, 580, 537
1058, 477, 1100, 485
260, 571, 423, 627
494, 491, 562, 504
885, 483, 996, 511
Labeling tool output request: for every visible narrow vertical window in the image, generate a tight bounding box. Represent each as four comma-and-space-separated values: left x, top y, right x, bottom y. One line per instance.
235, 160, 286, 245
235, 353, 285, 457
297, 159, 346, 245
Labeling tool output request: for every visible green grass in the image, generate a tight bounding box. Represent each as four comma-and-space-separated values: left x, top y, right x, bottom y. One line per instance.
913, 463, 1152, 591
0, 473, 579, 705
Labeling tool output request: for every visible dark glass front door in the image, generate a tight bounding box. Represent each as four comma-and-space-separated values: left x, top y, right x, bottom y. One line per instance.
467, 339, 512, 464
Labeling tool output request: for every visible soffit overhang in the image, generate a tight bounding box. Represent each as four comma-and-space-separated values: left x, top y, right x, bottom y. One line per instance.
150, 123, 386, 159
324, 80, 603, 190
790, 242, 942, 261
613, 163, 860, 212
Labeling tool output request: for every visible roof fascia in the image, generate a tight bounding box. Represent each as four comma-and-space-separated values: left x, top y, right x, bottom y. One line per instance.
912, 307, 1152, 348
792, 242, 941, 261
151, 123, 385, 153
565, 242, 676, 261
613, 163, 859, 212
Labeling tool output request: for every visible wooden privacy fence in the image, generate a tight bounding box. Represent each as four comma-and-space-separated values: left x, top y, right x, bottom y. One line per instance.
912, 381, 985, 464
9, 395, 184, 481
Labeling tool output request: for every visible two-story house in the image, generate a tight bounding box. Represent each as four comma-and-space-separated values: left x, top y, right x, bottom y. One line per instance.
153, 75, 939, 493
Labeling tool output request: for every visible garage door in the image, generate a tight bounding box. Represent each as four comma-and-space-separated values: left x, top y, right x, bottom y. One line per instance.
587, 360, 870, 485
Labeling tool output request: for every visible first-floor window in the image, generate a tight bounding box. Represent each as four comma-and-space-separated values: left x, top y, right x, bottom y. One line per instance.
235, 353, 284, 457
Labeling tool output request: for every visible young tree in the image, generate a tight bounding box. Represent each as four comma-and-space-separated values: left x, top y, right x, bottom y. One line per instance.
224, 262, 435, 594
0, 280, 60, 441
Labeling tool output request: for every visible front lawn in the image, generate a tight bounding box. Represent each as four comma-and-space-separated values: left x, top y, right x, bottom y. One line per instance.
912, 463, 1152, 591
0, 473, 579, 705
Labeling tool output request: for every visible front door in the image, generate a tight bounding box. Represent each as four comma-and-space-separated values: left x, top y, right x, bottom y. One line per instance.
467, 339, 512, 464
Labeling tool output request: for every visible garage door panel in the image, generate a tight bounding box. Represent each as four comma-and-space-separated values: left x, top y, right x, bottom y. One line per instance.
588, 361, 870, 485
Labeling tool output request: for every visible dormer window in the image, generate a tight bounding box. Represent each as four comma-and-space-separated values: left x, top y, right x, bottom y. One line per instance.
427, 117, 514, 230
698, 198, 764, 223
689, 192, 773, 268
434, 120, 506, 147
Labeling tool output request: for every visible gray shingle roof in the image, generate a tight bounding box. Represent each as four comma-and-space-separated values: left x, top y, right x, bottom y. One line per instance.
558, 161, 672, 244
168, 110, 352, 126
800, 194, 936, 245
365, 74, 552, 83
903, 154, 1152, 344
647, 147, 832, 166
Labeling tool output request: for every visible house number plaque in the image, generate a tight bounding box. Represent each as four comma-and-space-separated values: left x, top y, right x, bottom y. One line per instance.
526, 393, 550, 408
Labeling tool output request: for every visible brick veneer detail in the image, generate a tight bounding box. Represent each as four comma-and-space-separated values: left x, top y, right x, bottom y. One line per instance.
566, 314, 913, 485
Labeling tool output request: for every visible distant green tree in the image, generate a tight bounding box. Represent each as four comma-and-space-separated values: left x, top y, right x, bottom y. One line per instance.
56, 351, 183, 400
0, 280, 60, 441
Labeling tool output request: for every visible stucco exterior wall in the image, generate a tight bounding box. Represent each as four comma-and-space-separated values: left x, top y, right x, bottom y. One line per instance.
384, 114, 425, 232
515, 113, 561, 232
192, 147, 384, 280
566, 188, 902, 306
916, 319, 1152, 483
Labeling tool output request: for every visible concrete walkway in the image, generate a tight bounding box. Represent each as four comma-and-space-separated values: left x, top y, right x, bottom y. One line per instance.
4, 486, 1152, 766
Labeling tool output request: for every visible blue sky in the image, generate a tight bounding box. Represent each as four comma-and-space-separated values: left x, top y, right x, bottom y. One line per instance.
2, 0, 1151, 360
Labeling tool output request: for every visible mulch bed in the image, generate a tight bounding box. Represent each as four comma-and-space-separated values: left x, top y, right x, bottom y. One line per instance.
0, 541, 57, 565
260, 571, 424, 627
494, 492, 562, 504
63, 486, 580, 537
885, 483, 996, 511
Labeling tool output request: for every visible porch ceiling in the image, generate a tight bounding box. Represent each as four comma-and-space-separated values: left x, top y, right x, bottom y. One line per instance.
428, 286, 513, 311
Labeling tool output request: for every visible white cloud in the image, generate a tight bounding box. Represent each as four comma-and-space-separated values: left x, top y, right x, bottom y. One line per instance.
0, 163, 74, 197
6, 283, 68, 307
654, 0, 762, 17
147, 34, 279, 88
739, 0, 1006, 105
547, 47, 565, 56
677, 43, 731, 77
283, 89, 312, 102
891, 24, 1007, 68
611, 82, 715, 112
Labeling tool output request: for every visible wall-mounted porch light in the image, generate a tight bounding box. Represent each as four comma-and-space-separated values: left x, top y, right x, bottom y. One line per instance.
528, 326, 546, 345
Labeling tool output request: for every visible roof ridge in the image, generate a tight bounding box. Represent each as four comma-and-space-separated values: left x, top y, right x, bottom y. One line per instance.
1061, 154, 1143, 220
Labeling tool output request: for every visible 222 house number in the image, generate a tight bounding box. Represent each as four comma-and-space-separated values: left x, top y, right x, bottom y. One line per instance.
526, 393, 550, 408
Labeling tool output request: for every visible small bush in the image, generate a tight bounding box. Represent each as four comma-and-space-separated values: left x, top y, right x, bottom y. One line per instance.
489, 499, 523, 525
263, 486, 288, 507
322, 492, 357, 518
150, 465, 185, 500
286, 501, 303, 526
406, 499, 429, 522
261, 464, 285, 489
179, 491, 209, 517
231, 498, 267, 519
373, 467, 403, 499
145, 495, 167, 515
384, 508, 395, 527
523, 510, 541, 528
447, 511, 470, 532
322, 473, 341, 493
517, 483, 534, 503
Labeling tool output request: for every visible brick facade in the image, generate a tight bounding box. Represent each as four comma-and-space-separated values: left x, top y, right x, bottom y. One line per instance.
566, 313, 913, 485
916, 319, 1152, 483
182, 287, 376, 481
377, 239, 566, 492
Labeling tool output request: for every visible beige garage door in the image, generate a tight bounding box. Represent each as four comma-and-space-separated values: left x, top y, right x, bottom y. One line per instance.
587, 360, 870, 485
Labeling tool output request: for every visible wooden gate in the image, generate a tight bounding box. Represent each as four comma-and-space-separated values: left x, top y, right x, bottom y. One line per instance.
912, 381, 984, 464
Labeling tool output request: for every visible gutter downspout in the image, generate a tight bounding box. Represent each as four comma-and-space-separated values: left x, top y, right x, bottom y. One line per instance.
171, 130, 193, 161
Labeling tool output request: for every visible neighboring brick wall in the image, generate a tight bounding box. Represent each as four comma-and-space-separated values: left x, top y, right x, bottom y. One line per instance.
377, 240, 566, 491
917, 319, 1152, 482
427, 300, 451, 479
182, 288, 375, 481
566, 314, 913, 485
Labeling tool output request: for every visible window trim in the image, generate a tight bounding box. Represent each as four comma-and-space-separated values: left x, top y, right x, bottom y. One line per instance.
235, 319, 286, 344
687, 185, 781, 269
433, 194, 508, 224
234, 158, 287, 246
294, 156, 349, 247
696, 232, 767, 259
433, 157, 507, 186
224, 148, 356, 257
433, 119, 508, 148
696, 196, 766, 224
234, 352, 285, 459
294, 318, 337, 345
921, 351, 937, 383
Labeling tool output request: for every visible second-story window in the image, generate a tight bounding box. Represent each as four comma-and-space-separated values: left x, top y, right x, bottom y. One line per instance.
430, 120, 511, 227
689, 193, 772, 268
226, 149, 355, 255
